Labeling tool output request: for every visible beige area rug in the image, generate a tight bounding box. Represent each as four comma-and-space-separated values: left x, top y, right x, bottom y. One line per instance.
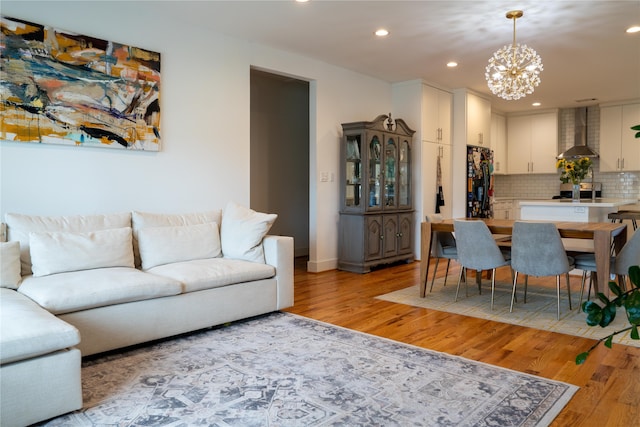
39, 312, 578, 426
377, 277, 639, 348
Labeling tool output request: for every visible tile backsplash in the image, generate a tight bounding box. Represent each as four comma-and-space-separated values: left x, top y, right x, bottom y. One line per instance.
494, 106, 640, 200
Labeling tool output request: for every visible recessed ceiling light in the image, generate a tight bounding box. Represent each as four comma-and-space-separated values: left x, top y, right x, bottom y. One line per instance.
295, 0, 309, 3
446, 62, 458, 68
626, 25, 640, 33
374, 29, 389, 37
532, 102, 541, 107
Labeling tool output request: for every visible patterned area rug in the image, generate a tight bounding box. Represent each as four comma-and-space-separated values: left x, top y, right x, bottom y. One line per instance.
377, 278, 639, 347
40, 312, 577, 427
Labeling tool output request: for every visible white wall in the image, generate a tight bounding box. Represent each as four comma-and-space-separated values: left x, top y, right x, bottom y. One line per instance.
0, 1, 392, 271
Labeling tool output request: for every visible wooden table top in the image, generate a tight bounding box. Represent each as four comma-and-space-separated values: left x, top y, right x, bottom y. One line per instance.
426, 218, 627, 239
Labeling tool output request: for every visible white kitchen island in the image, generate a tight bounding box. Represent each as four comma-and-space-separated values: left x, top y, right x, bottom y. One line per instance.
519, 198, 637, 222
519, 198, 637, 255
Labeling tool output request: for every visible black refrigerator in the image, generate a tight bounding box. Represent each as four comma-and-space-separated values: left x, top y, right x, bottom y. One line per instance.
466, 145, 493, 218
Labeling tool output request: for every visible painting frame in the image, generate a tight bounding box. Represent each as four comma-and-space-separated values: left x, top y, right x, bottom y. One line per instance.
0, 16, 161, 151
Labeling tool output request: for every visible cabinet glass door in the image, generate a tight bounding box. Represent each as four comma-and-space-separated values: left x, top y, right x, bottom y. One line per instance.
345, 135, 362, 208
384, 137, 397, 208
368, 136, 381, 208
399, 138, 410, 207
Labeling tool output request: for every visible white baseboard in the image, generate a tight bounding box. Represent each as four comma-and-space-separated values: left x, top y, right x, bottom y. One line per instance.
307, 258, 337, 273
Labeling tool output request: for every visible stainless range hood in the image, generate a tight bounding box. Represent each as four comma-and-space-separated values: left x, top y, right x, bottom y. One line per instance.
556, 107, 599, 159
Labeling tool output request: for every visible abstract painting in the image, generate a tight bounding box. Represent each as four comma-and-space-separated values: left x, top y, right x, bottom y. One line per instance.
0, 16, 161, 150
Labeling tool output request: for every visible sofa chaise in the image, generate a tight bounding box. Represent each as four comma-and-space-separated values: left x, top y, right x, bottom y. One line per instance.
0, 202, 294, 427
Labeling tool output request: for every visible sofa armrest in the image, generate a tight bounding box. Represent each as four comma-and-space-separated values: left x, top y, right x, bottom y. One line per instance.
263, 235, 294, 309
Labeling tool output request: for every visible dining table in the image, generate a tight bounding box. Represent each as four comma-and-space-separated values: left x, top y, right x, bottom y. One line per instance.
419, 218, 628, 298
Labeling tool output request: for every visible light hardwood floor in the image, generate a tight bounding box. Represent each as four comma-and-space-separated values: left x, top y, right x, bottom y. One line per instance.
284, 258, 640, 427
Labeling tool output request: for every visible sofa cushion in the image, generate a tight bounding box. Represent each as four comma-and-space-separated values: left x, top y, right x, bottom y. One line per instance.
146, 258, 275, 293
29, 227, 134, 277
1, 241, 22, 289
131, 210, 222, 267
5, 212, 132, 276
138, 222, 221, 270
221, 202, 277, 263
18, 267, 183, 315
0, 288, 80, 364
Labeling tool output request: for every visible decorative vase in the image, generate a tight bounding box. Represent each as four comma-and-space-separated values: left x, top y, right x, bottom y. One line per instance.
572, 183, 581, 202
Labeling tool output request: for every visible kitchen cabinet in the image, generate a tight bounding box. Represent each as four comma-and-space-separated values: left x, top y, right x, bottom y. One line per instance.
453, 89, 492, 147
339, 114, 415, 273
422, 85, 453, 218
493, 199, 514, 220
600, 102, 640, 172
490, 112, 507, 174
507, 111, 559, 174
422, 84, 452, 145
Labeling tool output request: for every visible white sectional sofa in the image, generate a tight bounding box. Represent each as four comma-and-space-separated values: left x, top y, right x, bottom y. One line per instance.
0, 202, 294, 427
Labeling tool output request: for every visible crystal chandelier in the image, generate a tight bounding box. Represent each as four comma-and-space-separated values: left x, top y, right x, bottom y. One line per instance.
485, 10, 543, 100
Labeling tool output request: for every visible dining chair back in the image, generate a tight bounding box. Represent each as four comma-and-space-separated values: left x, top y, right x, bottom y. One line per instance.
510, 221, 575, 320
613, 229, 640, 279
425, 214, 458, 292
576, 229, 640, 302
453, 220, 510, 309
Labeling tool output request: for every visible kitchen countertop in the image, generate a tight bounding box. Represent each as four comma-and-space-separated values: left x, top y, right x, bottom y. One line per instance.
518, 198, 637, 207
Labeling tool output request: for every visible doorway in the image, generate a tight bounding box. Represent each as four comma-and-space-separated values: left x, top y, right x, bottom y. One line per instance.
250, 68, 310, 257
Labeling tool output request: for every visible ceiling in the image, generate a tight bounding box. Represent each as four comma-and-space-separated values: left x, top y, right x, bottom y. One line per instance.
166, 0, 640, 113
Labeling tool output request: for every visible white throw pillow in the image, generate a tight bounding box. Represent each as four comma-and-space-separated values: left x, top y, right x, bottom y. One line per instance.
5, 212, 132, 276
29, 227, 134, 277
1, 241, 22, 289
137, 222, 221, 270
221, 202, 277, 263
131, 210, 222, 267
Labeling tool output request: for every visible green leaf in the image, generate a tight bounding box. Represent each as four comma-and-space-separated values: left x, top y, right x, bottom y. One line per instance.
605, 335, 613, 348
608, 281, 622, 297
629, 266, 640, 289
576, 352, 589, 365
597, 292, 610, 305
623, 289, 640, 325
632, 125, 640, 131
582, 300, 601, 314
631, 325, 639, 340
599, 304, 617, 327
585, 312, 602, 327
582, 301, 603, 326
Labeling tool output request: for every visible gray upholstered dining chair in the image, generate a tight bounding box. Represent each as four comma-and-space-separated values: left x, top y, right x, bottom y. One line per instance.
453, 220, 511, 309
509, 221, 575, 320
575, 229, 640, 304
425, 214, 458, 292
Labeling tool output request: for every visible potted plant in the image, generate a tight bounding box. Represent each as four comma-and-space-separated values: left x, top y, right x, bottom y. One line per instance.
576, 265, 640, 364
556, 157, 593, 201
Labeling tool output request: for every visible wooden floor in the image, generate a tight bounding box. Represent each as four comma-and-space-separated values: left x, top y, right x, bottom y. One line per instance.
284, 258, 640, 427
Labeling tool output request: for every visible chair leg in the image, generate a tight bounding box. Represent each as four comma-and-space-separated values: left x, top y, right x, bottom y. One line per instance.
490, 268, 496, 310
524, 275, 529, 303
579, 271, 587, 307
429, 258, 440, 292
619, 275, 628, 292
556, 275, 561, 320
455, 267, 464, 302
443, 259, 451, 287
510, 271, 519, 312
465, 268, 469, 297
566, 273, 572, 311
